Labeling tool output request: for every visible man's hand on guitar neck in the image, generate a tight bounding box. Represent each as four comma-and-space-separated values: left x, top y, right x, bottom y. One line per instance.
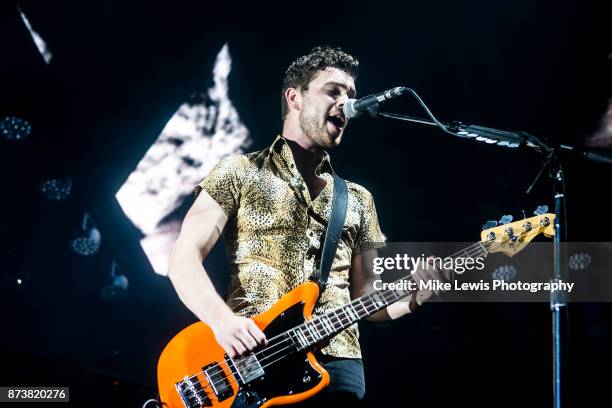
351, 251, 451, 321
409, 256, 452, 309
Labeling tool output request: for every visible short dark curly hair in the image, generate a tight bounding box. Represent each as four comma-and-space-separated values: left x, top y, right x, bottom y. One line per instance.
281, 46, 359, 121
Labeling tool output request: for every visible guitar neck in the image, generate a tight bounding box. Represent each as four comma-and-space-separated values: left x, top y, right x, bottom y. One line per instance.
286, 241, 489, 350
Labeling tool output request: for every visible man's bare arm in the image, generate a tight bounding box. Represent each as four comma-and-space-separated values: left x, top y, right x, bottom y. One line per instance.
350, 251, 451, 322
168, 190, 266, 357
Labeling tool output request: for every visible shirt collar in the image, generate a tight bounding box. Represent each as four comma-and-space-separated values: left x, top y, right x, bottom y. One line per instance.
269, 135, 335, 177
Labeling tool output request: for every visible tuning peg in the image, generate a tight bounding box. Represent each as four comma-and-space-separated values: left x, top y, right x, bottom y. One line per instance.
521, 210, 527, 219
534, 205, 549, 215
482, 220, 498, 231
498, 215, 513, 225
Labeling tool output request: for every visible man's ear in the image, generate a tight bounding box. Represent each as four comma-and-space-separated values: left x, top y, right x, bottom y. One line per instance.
285, 87, 301, 111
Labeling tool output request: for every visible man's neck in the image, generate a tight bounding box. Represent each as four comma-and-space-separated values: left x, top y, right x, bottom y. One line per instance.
285, 139, 325, 179
282, 134, 326, 179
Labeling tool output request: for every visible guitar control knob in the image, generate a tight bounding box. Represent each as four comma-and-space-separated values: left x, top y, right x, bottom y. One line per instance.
244, 391, 257, 405
303, 374, 312, 383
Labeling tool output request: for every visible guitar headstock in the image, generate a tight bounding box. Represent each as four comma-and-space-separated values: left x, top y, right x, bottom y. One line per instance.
480, 212, 555, 257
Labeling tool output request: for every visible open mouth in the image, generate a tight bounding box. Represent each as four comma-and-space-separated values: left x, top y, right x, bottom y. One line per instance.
327, 114, 346, 132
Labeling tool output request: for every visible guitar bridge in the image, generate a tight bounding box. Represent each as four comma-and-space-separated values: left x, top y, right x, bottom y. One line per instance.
176, 375, 211, 407
231, 354, 265, 384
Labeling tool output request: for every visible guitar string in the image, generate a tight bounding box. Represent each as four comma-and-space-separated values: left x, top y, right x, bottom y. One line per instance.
188, 241, 494, 401
187, 284, 406, 405
185, 224, 550, 399
182, 240, 492, 397
186, 226, 550, 405
186, 241, 487, 389
186, 282, 407, 404
185, 240, 494, 400
189, 237, 522, 403
190, 240, 490, 385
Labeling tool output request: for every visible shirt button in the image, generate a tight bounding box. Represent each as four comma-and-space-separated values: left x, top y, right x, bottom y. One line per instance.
290, 176, 303, 189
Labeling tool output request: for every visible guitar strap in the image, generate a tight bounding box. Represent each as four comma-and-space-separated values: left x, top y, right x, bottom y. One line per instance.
317, 174, 348, 290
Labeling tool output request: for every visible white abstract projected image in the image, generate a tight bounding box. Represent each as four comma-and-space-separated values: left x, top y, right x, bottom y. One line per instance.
116, 44, 251, 275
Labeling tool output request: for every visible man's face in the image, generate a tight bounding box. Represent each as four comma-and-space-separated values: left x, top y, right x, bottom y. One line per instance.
297, 68, 356, 149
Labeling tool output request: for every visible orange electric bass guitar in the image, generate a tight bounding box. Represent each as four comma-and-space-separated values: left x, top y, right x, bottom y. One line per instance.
157, 213, 554, 408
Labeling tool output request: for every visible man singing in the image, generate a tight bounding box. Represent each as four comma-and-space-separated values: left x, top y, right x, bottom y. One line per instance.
168, 46, 445, 406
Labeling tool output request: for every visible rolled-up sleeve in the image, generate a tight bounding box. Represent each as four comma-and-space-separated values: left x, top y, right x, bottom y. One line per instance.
195, 155, 246, 217
354, 191, 386, 254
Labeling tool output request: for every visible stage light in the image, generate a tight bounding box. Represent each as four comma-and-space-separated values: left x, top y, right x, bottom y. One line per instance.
569, 253, 592, 271
69, 212, 101, 256
100, 261, 128, 302
115, 44, 251, 275
18, 5, 53, 64
492, 265, 517, 282
0, 116, 32, 141
0, 266, 29, 289
13, 272, 28, 289
40, 178, 72, 201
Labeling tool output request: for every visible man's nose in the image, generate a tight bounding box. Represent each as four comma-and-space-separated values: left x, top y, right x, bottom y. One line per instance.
337, 95, 350, 110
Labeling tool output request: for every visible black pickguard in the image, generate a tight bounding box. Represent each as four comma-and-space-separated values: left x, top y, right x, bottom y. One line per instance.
230, 302, 324, 408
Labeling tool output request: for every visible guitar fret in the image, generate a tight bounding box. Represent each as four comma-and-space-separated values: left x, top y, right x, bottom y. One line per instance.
285, 331, 296, 350
379, 290, 391, 303
394, 281, 409, 298
352, 303, 361, 318
357, 298, 369, 315
305, 322, 319, 341
320, 315, 334, 335
350, 301, 359, 317
345, 304, 357, 322
331, 309, 343, 329
338, 308, 350, 328
313, 318, 327, 337
388, 289, 400, 301
295, 327, 309, 348
385, 291, 398, 302
477, 241, 488, 257
363, 299, 374, 315
372, 292, 387, 308
311, 321, 322, 340
299, 326, 309, 344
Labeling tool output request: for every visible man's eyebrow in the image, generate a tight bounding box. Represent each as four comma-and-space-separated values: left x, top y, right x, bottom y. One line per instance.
325, 81, 356, 98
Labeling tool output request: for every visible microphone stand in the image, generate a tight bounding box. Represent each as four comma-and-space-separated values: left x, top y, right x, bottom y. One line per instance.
366, 89, 612, 408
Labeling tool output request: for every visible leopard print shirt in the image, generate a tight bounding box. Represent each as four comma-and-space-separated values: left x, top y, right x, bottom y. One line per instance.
195, 135, 385, 358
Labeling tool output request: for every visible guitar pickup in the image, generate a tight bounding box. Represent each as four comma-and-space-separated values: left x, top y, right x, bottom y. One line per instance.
203, 362, 234, 402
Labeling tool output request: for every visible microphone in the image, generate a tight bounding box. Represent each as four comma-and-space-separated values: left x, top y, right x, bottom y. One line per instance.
343, 86, 407, 119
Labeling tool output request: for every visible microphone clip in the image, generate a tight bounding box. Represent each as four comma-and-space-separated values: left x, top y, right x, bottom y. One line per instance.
366, 104, 379, 118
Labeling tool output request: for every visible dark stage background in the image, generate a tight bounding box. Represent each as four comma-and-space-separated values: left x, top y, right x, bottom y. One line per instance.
1, 0, 610, 406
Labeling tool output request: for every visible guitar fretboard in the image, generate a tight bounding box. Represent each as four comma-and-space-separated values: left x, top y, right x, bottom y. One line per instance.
287, 241, 489, 350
